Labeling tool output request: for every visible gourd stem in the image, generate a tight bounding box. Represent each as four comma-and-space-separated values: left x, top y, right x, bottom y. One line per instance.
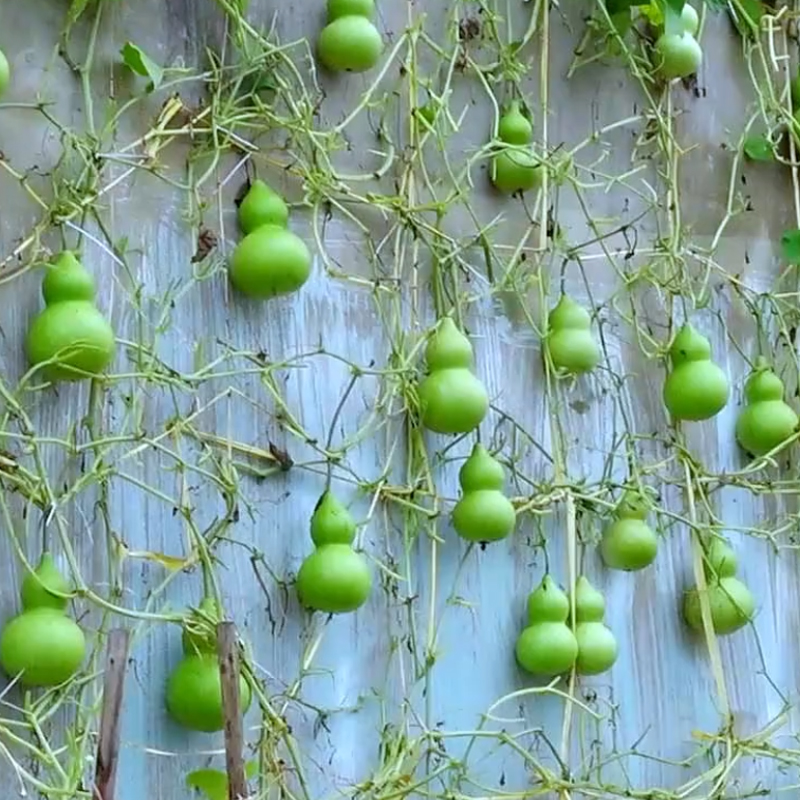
324, 371, 359, 490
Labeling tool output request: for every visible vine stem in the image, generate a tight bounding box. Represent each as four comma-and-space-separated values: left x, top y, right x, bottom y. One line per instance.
683, 456, 730, 717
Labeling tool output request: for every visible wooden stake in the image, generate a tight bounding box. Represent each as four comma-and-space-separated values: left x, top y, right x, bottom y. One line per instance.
93, 628, 130, 800
218, 621, 248, 800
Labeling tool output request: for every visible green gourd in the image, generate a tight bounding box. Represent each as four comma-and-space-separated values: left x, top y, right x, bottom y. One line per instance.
296, 492, 372, 613
452, 444, 516, 543
491, 100, 543, 194
600, 489, 658, 571
662, 323, 729, 421
545, 295, 600, 375
683, 538, 755, 635
417, 318, 489, 434
571, 577, 617, 675
0, 553, 86, 687
26, 251, 116, 382
166, 599, 252, 732
238, 179, 289, 234
735, 357, 799, 457
515, 575, 578, 676
317, 0, 383, 73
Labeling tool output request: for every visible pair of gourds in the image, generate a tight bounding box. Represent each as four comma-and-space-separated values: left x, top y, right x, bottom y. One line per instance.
515, 576, 617, 677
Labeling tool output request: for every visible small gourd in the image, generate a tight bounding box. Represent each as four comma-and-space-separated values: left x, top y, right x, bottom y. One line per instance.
417, 317, 489, 434
317, 0, 383, 73
735, 357, 799, 457
491, 100, 543, 194
544, 295, 600, 375
237, 179, 289, 234
296, 492, 372, 613
26, 251, 116, 382
166, 598, 253, 732
0, 553, 86, 687
683, 538, 755, 635
662, 323, 729, 421
452, 444, 516, 543
599, 489, 658, 571
571, 577, 617, 675
515, 576, 578, 676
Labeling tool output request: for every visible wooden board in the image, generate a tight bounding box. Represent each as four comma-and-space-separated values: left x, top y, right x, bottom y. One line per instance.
0, 1, 798, 798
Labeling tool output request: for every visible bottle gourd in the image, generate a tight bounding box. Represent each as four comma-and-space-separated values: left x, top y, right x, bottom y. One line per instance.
662, 323, 729, 421
26, 251, 116, 382
166, 598, 253, 732
491, 100, 542, 194
296, 492, 372, 613
735, 357, 798, 457
545, 295, 600, 375
417, 317, 488, 434
452, 444, 516, 543
229, 182, 311, 299
600, 489, 658, 571
0, 553, 86, 687
515, 576, 578, 676
683, 538, 755, 635
572, 577, 617, 675
317, 0, 383, 73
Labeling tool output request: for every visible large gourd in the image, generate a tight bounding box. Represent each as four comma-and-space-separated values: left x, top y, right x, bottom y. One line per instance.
229, 181, 310, 299
683, 538, 755, 635
545, 295, 600, 375
317, 0, 383, 73
166, 598, 253, 732
452, 444, 516, 543
515, 576, 578, 676
418, 318, 489, 434
662, 323, 729, 421
26, 251, 116, 382
735, 358, 799, 457
599, 489, 658, 571
491, 100, 542, 194
0, 553, 86, 687
571, 577, 617, 675
296, 492, 372, 613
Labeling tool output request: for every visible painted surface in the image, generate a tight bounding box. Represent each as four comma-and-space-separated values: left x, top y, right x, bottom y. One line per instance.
0, 1, 796, 798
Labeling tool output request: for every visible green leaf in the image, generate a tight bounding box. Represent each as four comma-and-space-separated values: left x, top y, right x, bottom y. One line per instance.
67, 0, 94, 25
743, 135, 774, 162
781, 229, 800, 264
120, 42, 163, 92
728, 0, 766, 37
186, 763, 258, 800
662, 0, 685, 35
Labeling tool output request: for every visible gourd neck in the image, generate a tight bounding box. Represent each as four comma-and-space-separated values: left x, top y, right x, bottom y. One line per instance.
42, 251, 97, 306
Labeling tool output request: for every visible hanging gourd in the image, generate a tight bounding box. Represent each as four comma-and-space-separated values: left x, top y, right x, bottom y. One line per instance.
683, 538, 755, 635
417, 317, 489, 434
317, 0, 383, 73
166, 597, 253, 732
25, 251, 116, 382
600, 489, 658, 571
735, 357, 799, 457
229, 180, 310, 299
296, 492, 372, 613
515, 575, 578, 676
544, 295, 600, 375
571, 577, 617, 675
237, 179, 289, 234
0, 553, 86, 687
452, 443, 516, 543
491, 100, 543, 194
662, 323, 729, 421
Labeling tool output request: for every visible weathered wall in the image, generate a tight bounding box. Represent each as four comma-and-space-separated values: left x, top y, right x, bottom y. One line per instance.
0, 0, 797, 798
